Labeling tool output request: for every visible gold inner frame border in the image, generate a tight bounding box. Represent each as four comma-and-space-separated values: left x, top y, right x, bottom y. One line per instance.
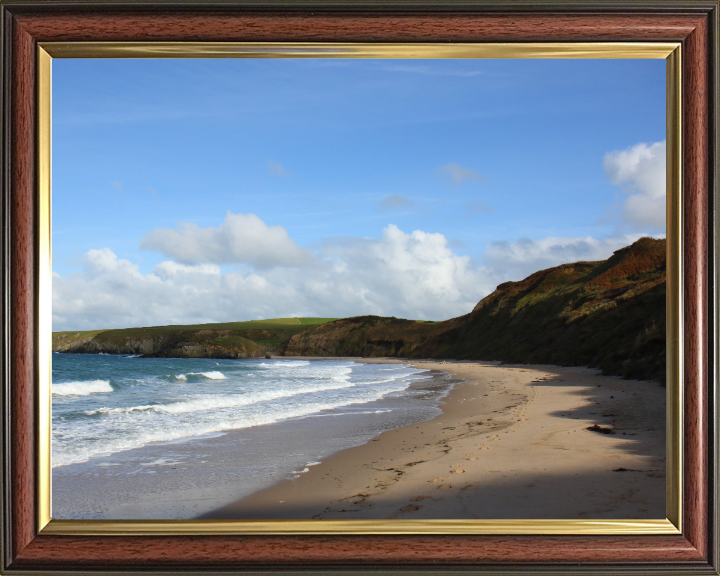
36, 41, 682, 536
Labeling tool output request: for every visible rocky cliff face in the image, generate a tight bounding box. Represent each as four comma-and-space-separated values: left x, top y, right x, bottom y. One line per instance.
281, 237, 667, 381
452, 237, 666, 381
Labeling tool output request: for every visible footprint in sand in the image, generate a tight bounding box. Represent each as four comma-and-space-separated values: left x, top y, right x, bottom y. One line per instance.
432, 477, 444, 483
451, 469, 466, 474
398, 504, 422, 513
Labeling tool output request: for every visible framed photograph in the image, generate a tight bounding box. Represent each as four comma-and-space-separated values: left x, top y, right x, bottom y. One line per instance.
1, 1, 717, 574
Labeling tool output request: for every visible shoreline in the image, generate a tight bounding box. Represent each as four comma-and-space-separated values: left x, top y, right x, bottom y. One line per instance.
200, 359, 666, 520
52, 357, 452, 519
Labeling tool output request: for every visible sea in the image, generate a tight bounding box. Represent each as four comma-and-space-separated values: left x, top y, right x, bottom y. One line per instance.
51, 353, 454, 519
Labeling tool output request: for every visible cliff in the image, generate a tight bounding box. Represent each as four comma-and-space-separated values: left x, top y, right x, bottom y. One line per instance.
451, 236, 666, 380
281, 237, 666, 381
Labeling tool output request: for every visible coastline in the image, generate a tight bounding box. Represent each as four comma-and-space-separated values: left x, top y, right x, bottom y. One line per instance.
200, 359, 666, 520
52, 357, 452, 519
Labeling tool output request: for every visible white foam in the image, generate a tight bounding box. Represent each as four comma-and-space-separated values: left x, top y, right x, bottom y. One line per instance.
83, 380, 359, 417
259, 360, 310, 368
52, 380, 113, 396
187, 371, 227, 380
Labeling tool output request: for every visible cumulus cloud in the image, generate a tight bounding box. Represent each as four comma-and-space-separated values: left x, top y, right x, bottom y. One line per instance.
437, 163, 486, 186
54, 225, 649, 331
484, 234, 644, 280
53, 225, 505, 330
378, 194, 413, 211
139, 211, 312, 268
604, 140, 666, 231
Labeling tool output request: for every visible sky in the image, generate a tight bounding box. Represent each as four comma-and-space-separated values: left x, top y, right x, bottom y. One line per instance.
51, 58, 666, 331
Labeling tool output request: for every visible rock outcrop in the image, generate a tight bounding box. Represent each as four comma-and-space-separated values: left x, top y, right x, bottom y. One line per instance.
56, 328, 268, 359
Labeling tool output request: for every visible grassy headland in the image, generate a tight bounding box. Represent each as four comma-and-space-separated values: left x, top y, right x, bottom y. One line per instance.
53, 318, 338, 359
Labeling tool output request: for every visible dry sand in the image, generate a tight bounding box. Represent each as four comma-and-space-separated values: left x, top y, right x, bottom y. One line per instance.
201, 360, 666, 520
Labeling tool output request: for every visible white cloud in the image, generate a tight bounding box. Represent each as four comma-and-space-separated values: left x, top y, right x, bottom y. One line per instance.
139, 211, 312, 268
483, 234, 644, 280
53, 225, 503, 330
54, 226, 649, 331
437, 163, 486, 186
604, 141, 666, 231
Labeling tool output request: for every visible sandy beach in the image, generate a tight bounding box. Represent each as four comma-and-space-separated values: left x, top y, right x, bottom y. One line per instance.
201, 359, 666, 520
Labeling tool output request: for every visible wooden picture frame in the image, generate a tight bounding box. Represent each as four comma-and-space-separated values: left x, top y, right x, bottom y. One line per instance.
1, 1, 718, 573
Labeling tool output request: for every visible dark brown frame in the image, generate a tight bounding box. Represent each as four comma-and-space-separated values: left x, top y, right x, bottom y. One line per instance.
1, 1, 718, 573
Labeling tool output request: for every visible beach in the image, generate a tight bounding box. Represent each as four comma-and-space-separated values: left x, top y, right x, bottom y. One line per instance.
201, 359, 666, 520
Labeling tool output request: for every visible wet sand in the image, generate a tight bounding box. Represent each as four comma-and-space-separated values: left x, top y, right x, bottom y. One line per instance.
201, 360, 666, 520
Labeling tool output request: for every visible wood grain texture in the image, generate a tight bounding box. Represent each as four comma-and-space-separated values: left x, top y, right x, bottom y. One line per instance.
11, 534, 706, 566
2, 4, 717, 572
9, 17, 36, 561
14, 12, 703, 42
681, 14, 710, 560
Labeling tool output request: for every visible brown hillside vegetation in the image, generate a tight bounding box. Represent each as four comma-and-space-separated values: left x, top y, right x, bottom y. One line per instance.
283, 237, 666, 382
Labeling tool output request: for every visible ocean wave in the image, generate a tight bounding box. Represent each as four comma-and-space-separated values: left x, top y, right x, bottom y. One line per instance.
53, 380, 113, 396
187, 371, 227, 380
259, 360, 310, 368
84, 380, 359, 417
168, 371, 226, 382
54, 393, 387, 467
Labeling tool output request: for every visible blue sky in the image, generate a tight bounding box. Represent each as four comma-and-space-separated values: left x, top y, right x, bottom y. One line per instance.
52, 58, 666, 330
